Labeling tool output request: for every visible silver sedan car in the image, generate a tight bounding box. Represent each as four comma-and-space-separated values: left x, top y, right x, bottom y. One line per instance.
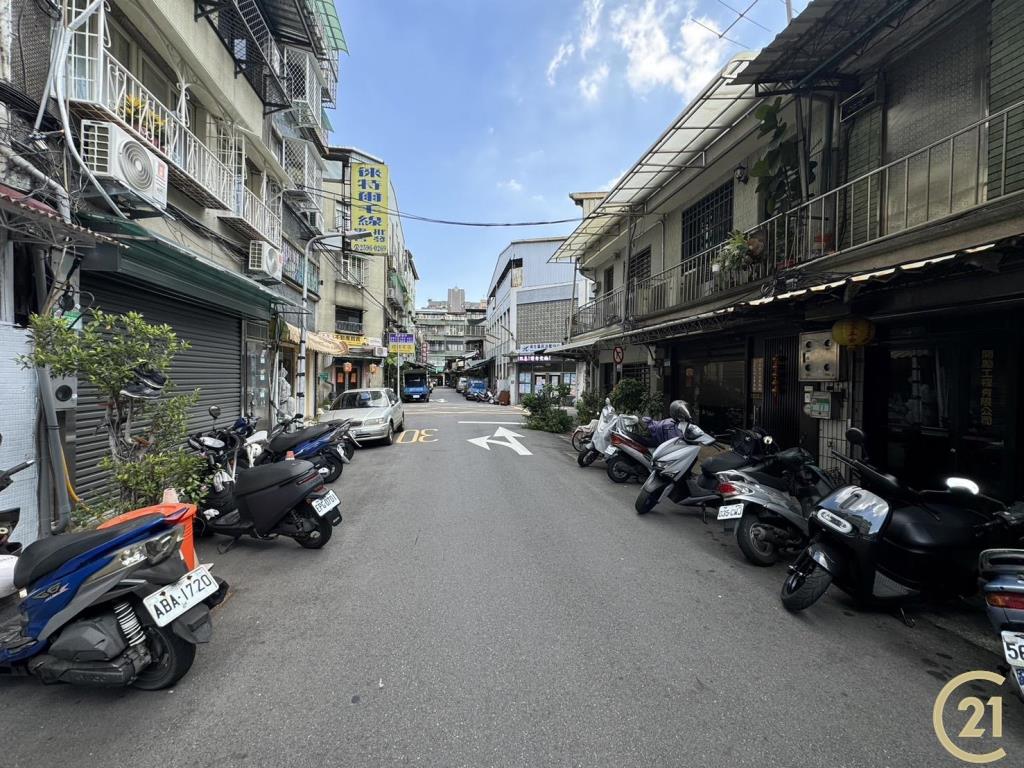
320, 388, 406, 445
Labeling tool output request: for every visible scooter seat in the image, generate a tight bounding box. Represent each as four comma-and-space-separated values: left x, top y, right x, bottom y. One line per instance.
885, 504, 985, 551
13, 515, 161, 589
269, 425, 334, 454
701, 451, 751, 475
235, 461, 316, 496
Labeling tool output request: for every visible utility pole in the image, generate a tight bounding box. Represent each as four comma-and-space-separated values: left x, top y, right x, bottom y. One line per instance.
785, 0, 793, 22
299, 230, 371, 420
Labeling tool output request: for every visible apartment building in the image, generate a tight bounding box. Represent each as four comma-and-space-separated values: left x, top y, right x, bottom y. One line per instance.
0, 0, 347, 533
550, 0, 1024, 500
319, 146, 417, 397
414, 287, 484, 382
483, 238, 591, 404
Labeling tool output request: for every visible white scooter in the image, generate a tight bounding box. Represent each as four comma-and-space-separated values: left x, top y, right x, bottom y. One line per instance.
577, 400, 622, 467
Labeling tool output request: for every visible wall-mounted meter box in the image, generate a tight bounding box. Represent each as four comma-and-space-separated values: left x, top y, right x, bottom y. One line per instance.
804, 390, 844, 420
798, 331, 841, 381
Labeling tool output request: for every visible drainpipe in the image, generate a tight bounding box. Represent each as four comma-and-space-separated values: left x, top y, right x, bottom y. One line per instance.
33, 248, 71, 534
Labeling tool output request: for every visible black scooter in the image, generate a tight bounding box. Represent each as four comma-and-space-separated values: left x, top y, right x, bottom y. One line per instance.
780, 427, 1024, 613
189, 412, 342, 549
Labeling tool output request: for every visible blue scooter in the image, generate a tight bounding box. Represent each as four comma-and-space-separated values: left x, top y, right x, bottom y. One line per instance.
980, 548, 1024, 700
231, 411, 355, 483
0, 445, 214, 689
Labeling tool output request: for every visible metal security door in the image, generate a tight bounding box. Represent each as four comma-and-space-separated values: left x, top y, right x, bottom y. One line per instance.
74, 277, 243, 501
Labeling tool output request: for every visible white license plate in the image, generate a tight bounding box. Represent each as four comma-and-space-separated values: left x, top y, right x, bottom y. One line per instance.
143, 566, 218, 627
717, 503, 745, 521
1001, 631, 1024, 668
604, 446, 616, 456
313, 490, 340, 516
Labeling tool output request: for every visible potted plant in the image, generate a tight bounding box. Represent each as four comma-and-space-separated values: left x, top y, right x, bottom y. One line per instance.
713, 229, 765, 274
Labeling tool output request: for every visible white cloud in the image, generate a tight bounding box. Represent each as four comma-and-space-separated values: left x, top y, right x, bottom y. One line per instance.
497, 178, 524, 193
609, 0, 730, 98
578, 64, 610, 102
605, 168, 627, 190
546, 41, 575, 85
580, 0, 604, 57
531, 194, 546, 203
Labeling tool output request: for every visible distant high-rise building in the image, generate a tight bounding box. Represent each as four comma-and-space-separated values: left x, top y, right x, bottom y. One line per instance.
447, 287, 465, 313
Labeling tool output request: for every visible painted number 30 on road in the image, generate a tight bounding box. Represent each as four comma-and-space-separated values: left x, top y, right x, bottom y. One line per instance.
396, 429, 438, 444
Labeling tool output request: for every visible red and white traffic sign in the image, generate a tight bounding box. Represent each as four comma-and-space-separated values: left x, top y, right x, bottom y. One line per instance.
612, 346, 624, 364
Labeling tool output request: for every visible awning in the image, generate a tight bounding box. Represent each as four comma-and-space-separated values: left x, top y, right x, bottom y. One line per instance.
551, 53, 760, 264
281, 323, 348, 354
733, 0, 938, 92
313, 0, 348, 53
464, 356, 493, 371
79, 213, 291, 320
0, 184, 116, 248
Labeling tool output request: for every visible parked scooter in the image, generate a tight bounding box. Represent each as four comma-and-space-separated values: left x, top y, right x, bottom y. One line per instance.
242, 411, 355, 482
572, 419, 598, 453
605, 416, 683, 483
715, 447, 838, 565
189, 409, 342, 548
577, 399, 618, 467
0, 438, 214, 689
634, 403, 776, 515
979, 549, 1024, 700
780, 427, 1024, 613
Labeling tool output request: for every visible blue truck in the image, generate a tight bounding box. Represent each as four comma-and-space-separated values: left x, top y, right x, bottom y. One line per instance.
401, 370, 430, 402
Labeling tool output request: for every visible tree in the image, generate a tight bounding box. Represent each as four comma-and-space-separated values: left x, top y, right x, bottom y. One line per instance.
20, 309, 205, 525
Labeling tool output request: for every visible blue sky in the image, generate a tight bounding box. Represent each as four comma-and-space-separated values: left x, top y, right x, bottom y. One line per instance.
331, 0, 809, 306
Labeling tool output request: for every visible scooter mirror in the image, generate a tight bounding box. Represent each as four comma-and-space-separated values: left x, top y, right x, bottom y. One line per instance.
845, 427, 865, 446
209, 405, 221, 420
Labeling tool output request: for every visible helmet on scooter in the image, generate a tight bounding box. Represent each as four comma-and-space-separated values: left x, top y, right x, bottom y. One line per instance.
668, 400, 693, 423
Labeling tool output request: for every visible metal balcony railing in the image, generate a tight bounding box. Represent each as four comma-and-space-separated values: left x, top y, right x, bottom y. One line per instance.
321, 56, 338, 106
220, 184, 282, 246
335, 320, 364, 335
571, 100, 1024, 335
66, 43, 233, 209
571, 288, 627, 336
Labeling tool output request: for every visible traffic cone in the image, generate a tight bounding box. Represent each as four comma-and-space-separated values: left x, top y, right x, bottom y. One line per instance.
285, 451, 295, 460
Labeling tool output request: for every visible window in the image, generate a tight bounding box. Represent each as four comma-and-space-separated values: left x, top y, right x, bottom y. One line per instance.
682, 181, 734, 258
335, 307, 363, 334
627, 248, 651, 285
621, 363, 650, 388
338, 253, 367, 285
602, 266, 614, 294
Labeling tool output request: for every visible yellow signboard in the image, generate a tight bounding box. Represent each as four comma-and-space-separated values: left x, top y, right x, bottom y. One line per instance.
351, 162, 389, 254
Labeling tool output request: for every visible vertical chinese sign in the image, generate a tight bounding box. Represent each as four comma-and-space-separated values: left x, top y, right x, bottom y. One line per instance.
979, 349, 994, 427
351, 162, 389, 255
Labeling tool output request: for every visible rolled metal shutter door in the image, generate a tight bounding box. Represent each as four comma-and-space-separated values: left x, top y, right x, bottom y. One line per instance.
74, 277, 243, 502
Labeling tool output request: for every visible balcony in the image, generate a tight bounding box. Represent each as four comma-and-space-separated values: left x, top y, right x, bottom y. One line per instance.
321, 56, 338, 106
219, 185, 282, 245
195, 0, 289, 113
572, 100, 1024, 336
335, 320, 364, 335
66, 42, 233, 209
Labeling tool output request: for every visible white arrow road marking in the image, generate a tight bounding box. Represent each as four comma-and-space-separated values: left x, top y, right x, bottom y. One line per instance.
467, 426, 532, 456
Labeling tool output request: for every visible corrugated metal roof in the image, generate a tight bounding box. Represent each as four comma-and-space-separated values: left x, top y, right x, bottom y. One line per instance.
313, 0, 348, 53
551, 53, 760, 264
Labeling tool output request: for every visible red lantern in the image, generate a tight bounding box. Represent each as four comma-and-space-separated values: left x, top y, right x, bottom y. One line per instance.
342, 362, 353, 373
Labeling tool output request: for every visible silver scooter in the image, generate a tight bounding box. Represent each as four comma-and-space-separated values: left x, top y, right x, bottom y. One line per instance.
577, 399, 619, 467
634, 401, 719, 515
714, 446, 837, 566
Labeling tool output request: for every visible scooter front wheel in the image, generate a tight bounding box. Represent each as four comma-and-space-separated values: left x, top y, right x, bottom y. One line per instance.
780, 556, 832, 612
322, 454, 344, 483
577, 449, 598, 467
635, 487, 659, 515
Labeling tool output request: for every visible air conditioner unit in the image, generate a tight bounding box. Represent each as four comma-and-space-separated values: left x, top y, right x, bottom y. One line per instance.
299, 208, 324, 233
248, 241, 283, 283
81, 120, 168, 211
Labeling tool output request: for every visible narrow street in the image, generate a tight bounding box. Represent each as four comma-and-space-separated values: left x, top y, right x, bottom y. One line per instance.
1, 389, 1020, 767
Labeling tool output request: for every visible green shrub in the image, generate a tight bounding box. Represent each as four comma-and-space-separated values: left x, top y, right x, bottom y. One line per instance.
609, 377, 663, 418
522, 383, 574, 433
574, 388, 604, 424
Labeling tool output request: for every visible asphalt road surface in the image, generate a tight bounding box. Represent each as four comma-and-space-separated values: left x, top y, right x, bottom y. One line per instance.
3, 388, 1023, 767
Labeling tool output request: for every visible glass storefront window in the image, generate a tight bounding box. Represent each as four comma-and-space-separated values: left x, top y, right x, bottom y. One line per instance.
886, 348, 948, 431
